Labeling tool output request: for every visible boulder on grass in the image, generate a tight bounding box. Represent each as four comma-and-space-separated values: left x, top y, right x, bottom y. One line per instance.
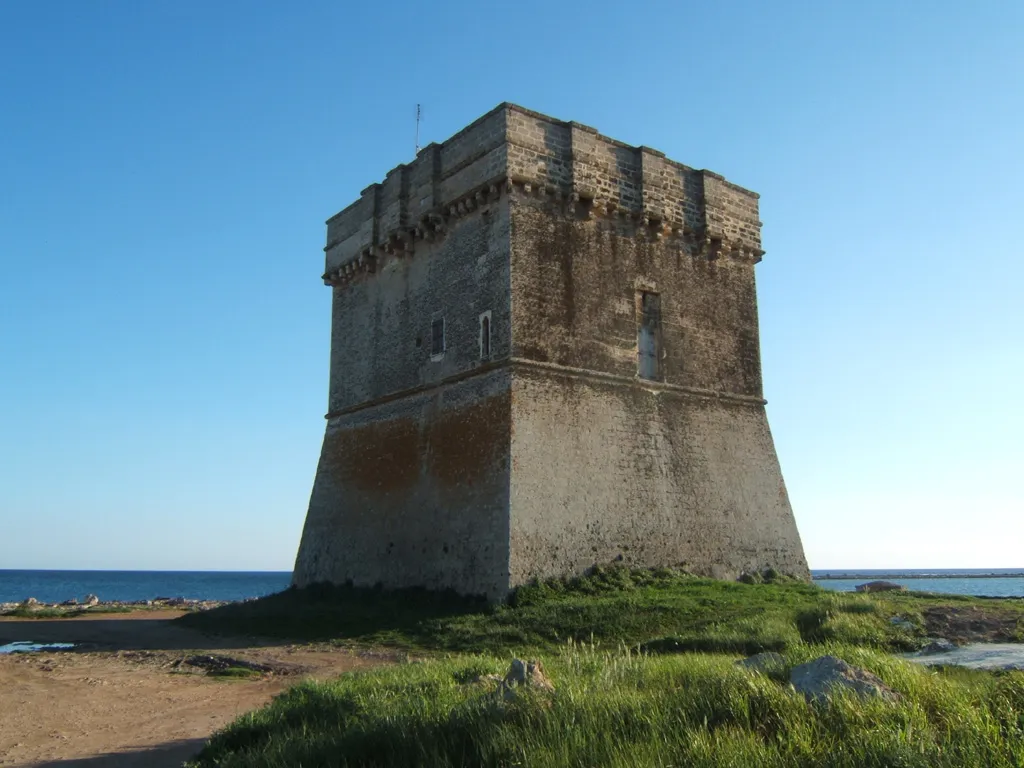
889, 616, 916, 630
737, 652, 787, 676
790, 655, 900, 703
83, 594, 100, 607
498, 659, 554, 701
920, 638, 957, 655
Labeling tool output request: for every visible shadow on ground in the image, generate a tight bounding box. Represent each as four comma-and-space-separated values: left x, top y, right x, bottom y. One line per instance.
24, 738, 204, 768
176, 583, 490, 650
0, 612, 290, 653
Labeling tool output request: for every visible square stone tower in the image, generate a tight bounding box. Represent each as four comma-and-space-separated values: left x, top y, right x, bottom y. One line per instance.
292, 103, 809, 599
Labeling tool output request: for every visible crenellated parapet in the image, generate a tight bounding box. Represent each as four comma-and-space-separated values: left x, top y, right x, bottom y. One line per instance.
322, 104, 764, 287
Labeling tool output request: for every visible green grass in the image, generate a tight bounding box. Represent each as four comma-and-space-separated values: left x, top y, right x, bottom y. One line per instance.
181, 569, 1024, 767
180, 566, 1022, 655
187, 642, 1024, 768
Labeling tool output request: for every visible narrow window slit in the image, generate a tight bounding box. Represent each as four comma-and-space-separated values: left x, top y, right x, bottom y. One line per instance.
479, 312, 491, 360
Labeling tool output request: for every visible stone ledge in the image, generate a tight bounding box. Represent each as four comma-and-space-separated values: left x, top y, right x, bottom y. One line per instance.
323, 356, 765, 420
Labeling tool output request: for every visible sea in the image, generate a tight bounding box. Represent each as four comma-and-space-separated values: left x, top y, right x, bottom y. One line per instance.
0, 570, 293, 604
0, 568, 1022, 604
811, 569, 1024, 598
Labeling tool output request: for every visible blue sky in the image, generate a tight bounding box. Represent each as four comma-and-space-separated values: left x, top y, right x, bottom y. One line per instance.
1, 1, 1021, 571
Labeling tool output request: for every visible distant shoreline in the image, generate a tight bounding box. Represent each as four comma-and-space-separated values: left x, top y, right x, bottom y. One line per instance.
813, 573, 1024, 580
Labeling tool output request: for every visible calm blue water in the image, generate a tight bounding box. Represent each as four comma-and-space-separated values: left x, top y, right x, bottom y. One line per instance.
0, 570, 293, 604
811, 569, 1024, 598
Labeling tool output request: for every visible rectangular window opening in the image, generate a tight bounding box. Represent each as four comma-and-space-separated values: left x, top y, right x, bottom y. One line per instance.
431, 317, 445, 358
638, 292, 660, 380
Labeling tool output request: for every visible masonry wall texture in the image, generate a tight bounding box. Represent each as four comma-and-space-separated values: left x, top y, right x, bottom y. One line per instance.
292, 103, 809, 599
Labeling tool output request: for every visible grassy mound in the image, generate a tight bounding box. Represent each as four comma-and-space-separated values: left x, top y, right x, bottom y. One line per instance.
186, 643, 1024, 768
183, 571, 1024, 766
177, 567, 1007, 655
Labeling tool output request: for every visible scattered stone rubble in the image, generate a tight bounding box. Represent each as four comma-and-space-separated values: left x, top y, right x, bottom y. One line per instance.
0, 595, 230, 614
172, 654, 274, 675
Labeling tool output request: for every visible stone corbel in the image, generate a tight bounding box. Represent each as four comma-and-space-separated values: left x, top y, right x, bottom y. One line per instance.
704, 235, 724, 261
362, 248, 377, 272
405, 228, 417, 252
734, 245, 765, 265
426, 212, 446, 234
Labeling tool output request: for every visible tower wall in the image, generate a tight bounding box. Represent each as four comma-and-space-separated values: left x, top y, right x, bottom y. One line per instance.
505, 197, 808, 582
504, 105, 807, 583
296, 369, 512, 598
509, 371, 806, 583
294, 103, 809, 599
293, 109, 515, 597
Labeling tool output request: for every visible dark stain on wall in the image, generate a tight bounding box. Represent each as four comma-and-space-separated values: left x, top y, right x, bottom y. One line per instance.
324, 417, 421, 494
322, 391, 511, 496
512, 197, 763, 396
427, 390, 511, 488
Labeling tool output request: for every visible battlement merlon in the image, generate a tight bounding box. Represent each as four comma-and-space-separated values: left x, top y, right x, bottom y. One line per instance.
321, 104, 763, 283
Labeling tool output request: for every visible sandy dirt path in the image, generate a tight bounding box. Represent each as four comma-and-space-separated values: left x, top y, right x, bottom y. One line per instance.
0, 612, 394, 767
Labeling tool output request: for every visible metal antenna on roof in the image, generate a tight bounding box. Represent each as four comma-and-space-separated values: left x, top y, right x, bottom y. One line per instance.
415, 104, 422, 155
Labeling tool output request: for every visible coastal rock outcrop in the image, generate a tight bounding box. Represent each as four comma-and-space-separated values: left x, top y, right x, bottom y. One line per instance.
855, 581, 906, 593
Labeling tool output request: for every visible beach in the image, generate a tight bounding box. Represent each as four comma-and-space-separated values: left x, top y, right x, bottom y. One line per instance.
0, 610, 394, 767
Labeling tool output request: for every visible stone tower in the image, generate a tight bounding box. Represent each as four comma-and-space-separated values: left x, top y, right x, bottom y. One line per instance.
292, 104, 809, 599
